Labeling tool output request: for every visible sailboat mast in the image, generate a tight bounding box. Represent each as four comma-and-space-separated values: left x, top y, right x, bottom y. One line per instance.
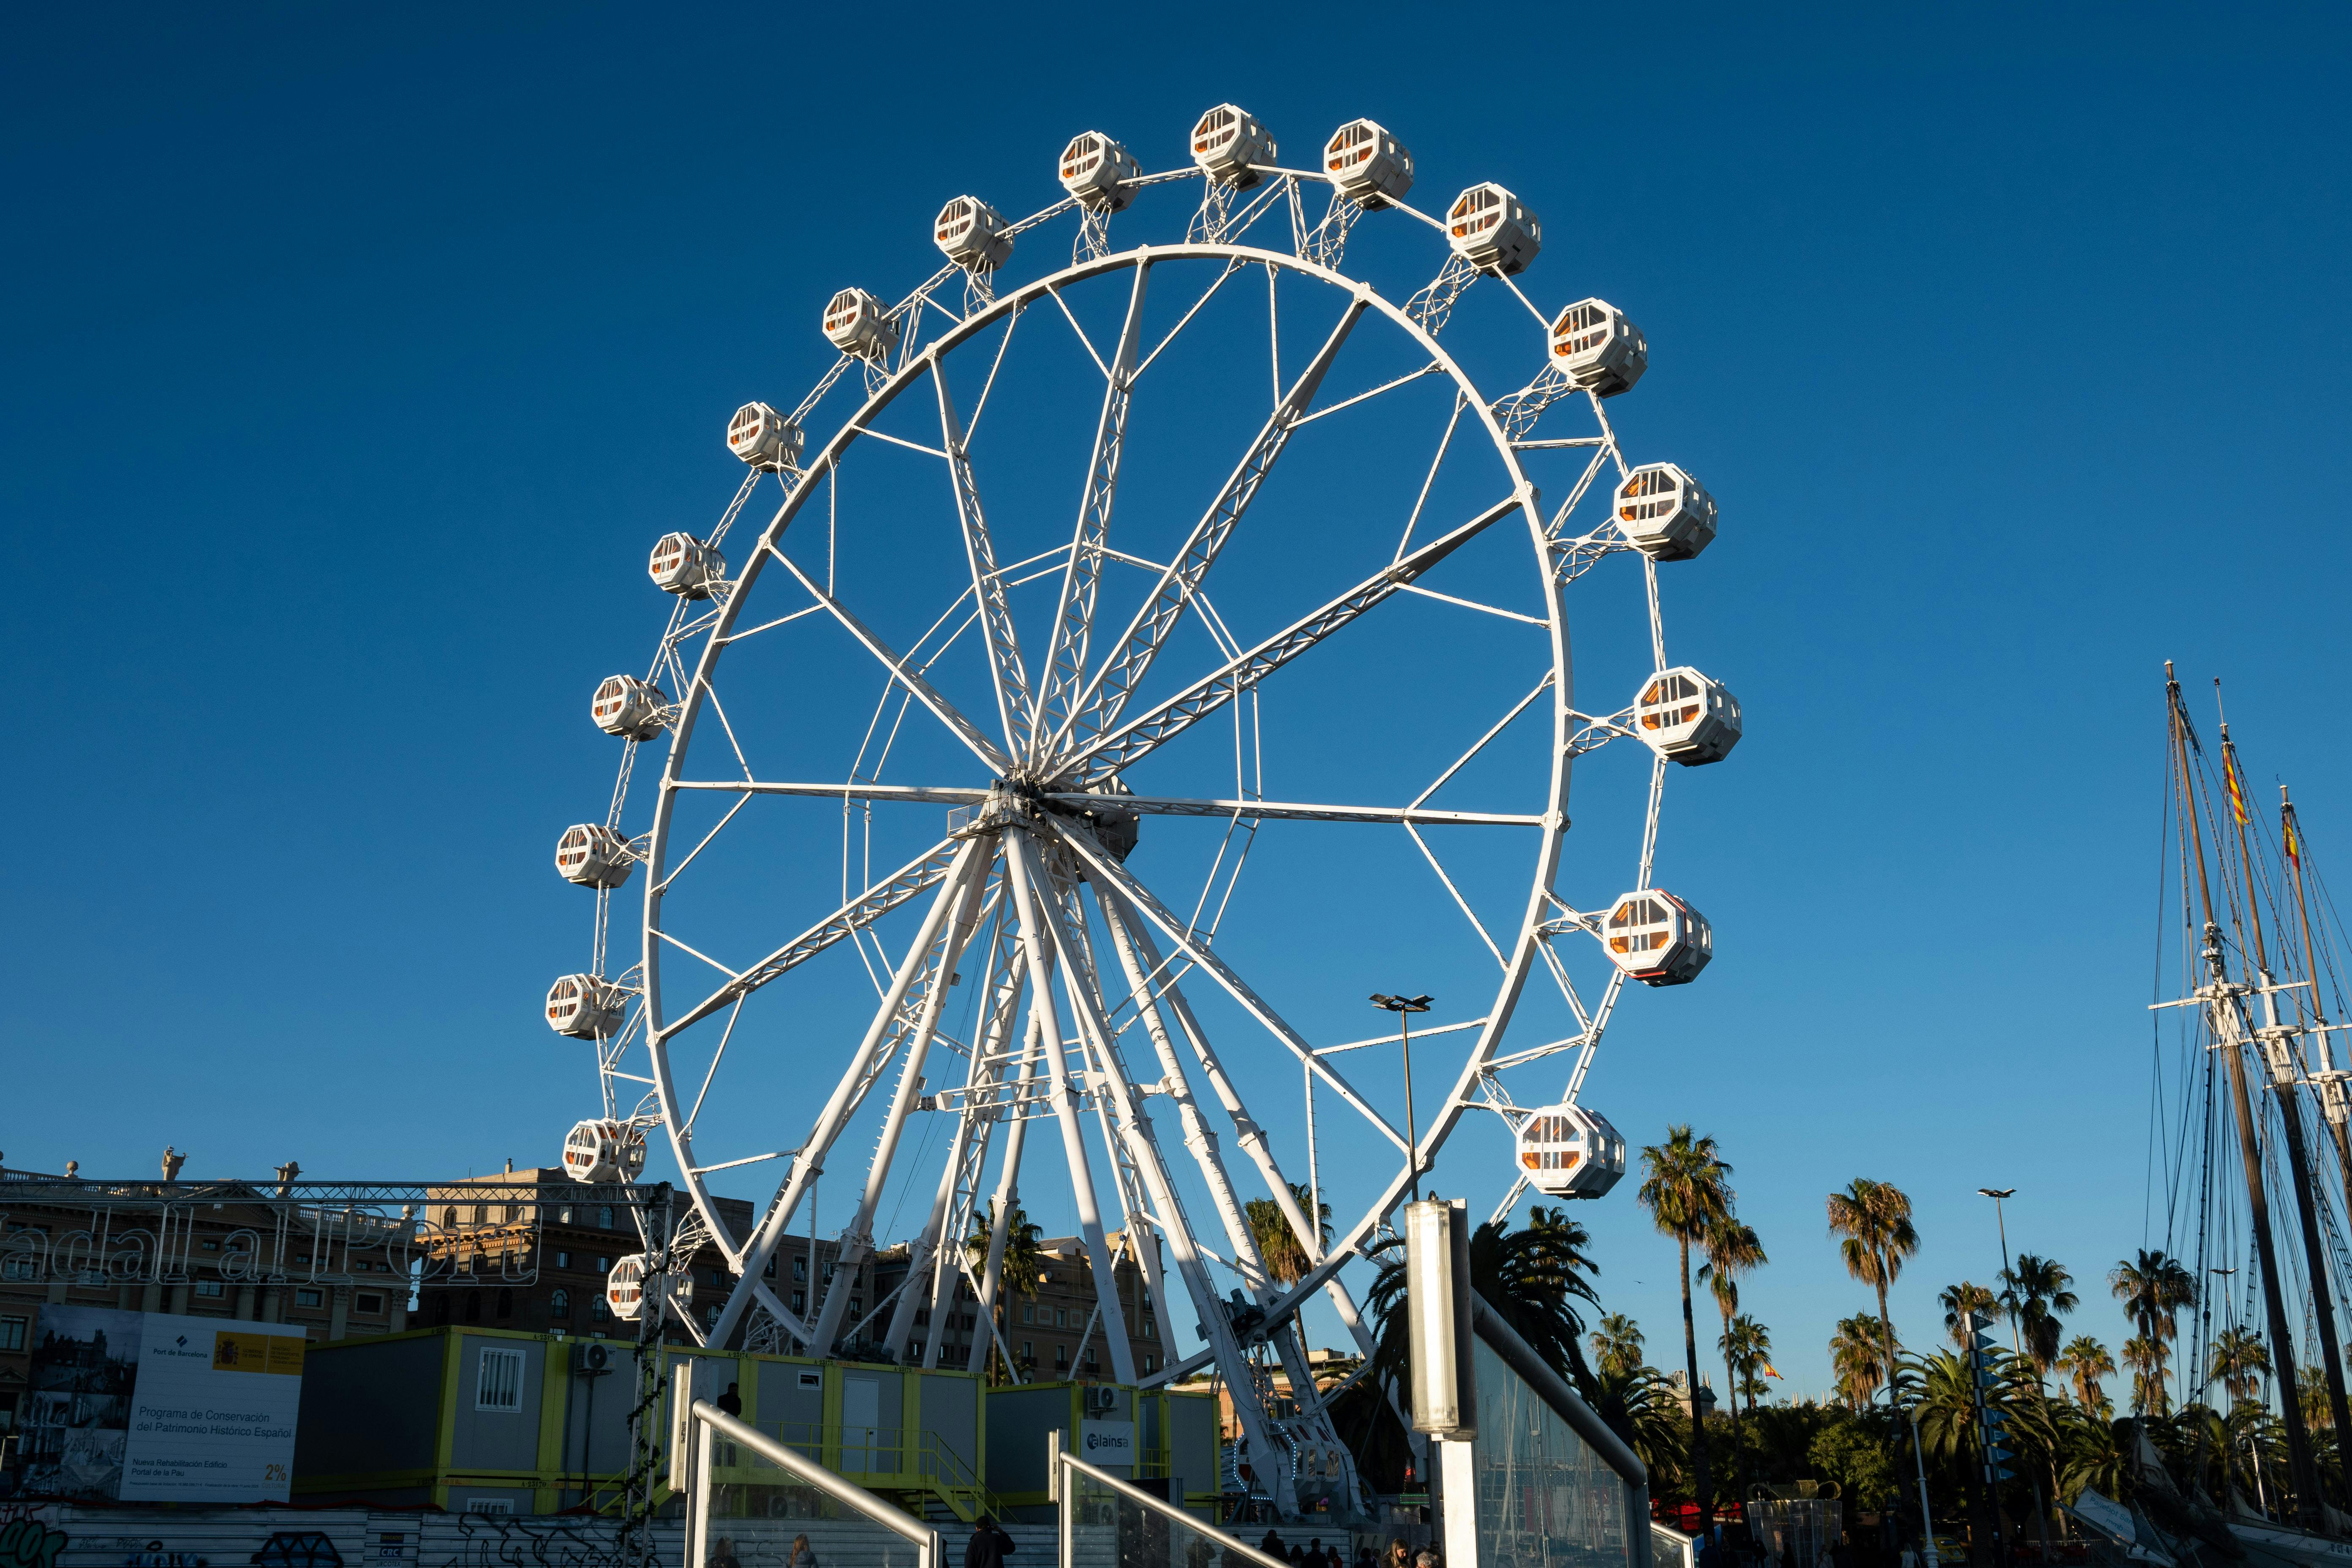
2167, 666, 2325, 1527
2282, 788, 2352, 1195
2217, 707, 2352, 1511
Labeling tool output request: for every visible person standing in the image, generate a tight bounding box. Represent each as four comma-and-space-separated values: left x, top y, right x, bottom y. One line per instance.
966, 1517, 1016, 1568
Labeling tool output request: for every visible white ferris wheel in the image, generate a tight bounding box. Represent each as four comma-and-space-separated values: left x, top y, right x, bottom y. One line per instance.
540, 105, 1737, 1516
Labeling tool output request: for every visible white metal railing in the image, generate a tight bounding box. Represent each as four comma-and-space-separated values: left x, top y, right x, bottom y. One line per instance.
1050, 1430, 1289, 1568
685, 1399, 942, 1568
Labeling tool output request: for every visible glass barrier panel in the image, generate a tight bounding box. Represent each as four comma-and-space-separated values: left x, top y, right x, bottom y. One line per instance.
1069, 1465, 1267, 1568
697, 1468, 925, 1568
1467, 1337, 1636, 1568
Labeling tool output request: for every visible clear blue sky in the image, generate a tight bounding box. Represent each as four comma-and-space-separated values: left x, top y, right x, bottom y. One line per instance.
5, 5, 2351, 1402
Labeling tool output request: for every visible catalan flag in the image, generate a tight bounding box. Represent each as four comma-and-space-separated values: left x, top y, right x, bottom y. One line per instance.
2225, 747, 2250, 827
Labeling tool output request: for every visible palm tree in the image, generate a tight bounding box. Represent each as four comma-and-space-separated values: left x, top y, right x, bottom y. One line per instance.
1639, 1127, 1734, 1525
1723, 1315, 1774, 1407
1831, 1315, 1889, 1410
1939, 1281, 1998, 1350
1365, 1209, 1603, 1410
1697, 1217, 1766, 1502
1247, 1183, 1332, 1286
2110, 1250, 2197, 1410
2210, 1326, 2270, 1406
2057, 1335, 2115, 1418
2122, 1335, 2167, 1415
1591, 1361, 1688, 1492
2300, 1363, 2333, 1432
2000, 1254, 2080, 1382
1827, 1178, 1920, 1407
964, 1199, 1044, 1377
1592, 1313, 1646, 1380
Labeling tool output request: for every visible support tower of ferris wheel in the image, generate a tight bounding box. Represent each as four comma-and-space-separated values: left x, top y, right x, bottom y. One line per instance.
536, 103, 1739, 1520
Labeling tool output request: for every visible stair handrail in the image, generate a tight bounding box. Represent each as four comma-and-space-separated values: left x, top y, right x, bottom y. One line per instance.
690, 1401, 941, 1568
1051, 1432, 1288, 1568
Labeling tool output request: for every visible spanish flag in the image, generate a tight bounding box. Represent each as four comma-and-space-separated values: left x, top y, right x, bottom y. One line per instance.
2286, 807, 2303, 869
2225, 748, 2250, 828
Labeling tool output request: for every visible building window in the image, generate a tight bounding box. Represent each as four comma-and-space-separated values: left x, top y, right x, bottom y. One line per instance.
1055, 1345, 1069, 1369
822, 1262, 836, 1283
194, 1280, 224, 1298
599, 1206, 614, 1230
1084, 1346, 1099, 1371
1144, 1354, 1157, 1374
552, 1289, 571, 1319
0, 1316, 24, 1353
295, 1288, 323, 1308
1, 1257, 36, 1282
1021, 1305, 1034, 1324
850, 1298, 862, 1316
595, 1257, 609, 1273
357, 1294, 384, 1314
1054, 1308, 1067, 1328
557, 1252, 572, 1269
1145, 1317, 1157, 1339
764, 1258, 776, 1278
200, 1239, 220, 1252
476, 1348, 525, 1411
592, 1296, 610, 1323
1141, 1288, 1152, 1309
792, 1258, 806, 1282
910, 1339, 924, 1358
558, 1206, 574, 1225
1021, 1340, 1033, 1361
442, 1208, 458, 1229
791, 1291, 806, 1313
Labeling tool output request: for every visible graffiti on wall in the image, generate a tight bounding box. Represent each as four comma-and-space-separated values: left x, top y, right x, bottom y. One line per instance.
0, 1512, 71, 1568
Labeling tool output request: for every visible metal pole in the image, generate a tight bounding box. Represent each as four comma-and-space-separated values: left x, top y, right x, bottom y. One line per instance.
1401, 1013, 1419, 1203
1910, 1407, 1941, 1568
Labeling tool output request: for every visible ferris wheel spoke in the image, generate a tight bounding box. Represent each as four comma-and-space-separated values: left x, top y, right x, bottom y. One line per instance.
1034, 261, 1153, 757
1045, 289, 1375, 759
1064, 488, 1529, 784
1047, 791, 1542, 827
804, 861, 991, 1353
672, 779, 990, 806
763, 541, 1013, 775
1403, 823, 1508, 969
705, 836, 988, 1350
934, 360, 1038, 757
1047, 817, 1409, 1155
658, 836, 963, 1040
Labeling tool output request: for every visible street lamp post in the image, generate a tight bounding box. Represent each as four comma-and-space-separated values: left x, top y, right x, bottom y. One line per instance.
1370, 994, 1433, 1201
1977, 1186, 2024, 1568
1978, 1187, 2019, 1352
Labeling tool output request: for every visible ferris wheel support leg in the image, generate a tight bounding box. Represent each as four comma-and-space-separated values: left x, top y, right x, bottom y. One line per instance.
1001, 824, 1138, 1386
705, 836, 988, 1351
808, 861, 991, 1354
1093, 885, 1274, 1290
889, 937, 1025, 1364
884, 1131, 968, 1362
1071, 835, 1374, 1277
1043, 860, 1301, 1517
966, 1004, 1044, 1376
